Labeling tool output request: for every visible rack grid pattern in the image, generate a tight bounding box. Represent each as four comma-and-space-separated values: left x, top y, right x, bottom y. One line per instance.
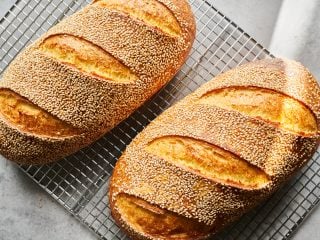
0, 0, 319, 239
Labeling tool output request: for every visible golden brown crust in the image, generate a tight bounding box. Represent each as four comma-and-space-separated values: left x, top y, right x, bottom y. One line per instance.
199, 86, 318, 136
40, 34, 138, 83
0, 0, 196, 164
146, 136, 270, 189
109, 58, 320, 239
95, 0, 182, 37
0, 89, 80, 138
0, 118, 94, 165
109, 159, 216, 240
195, 58, 320, 128
112, 193, 213, 239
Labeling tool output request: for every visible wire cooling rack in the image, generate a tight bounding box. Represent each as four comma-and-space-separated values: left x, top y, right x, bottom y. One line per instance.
0, 0, 319, 239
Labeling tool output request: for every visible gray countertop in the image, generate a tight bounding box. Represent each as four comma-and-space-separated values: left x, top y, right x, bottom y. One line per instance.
1, 0, 320, 239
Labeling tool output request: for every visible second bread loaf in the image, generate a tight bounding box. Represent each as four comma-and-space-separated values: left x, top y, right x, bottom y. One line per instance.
109, 58, 320, 240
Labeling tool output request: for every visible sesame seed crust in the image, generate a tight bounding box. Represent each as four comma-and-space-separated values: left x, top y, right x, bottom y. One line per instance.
109, 58, 320, 239
195, 58, 320, 128
0, 0, 196, 164
0, 116, 100, 165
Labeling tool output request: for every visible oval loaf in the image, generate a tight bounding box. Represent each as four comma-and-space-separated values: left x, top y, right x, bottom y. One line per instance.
109, 58, 320, 240
0, 0, 196, 164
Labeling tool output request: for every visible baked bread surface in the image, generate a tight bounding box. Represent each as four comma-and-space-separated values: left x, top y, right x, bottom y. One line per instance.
109, 58, 320, 240
0, 0, 196, 164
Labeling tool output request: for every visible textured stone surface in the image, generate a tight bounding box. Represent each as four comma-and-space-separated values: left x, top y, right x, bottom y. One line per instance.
0, 156, 95, 240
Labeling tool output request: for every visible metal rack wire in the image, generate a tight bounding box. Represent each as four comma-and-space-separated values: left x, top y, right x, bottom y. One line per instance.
0, 0, 319, 239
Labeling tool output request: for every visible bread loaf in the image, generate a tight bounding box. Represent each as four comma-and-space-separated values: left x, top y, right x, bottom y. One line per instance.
0, 0, 196, 164
109, 58, 320, 239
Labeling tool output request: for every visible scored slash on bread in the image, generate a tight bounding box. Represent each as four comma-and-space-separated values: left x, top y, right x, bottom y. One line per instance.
40, 34, 139, 83
146, 136, 271, 189
0, 0, 196, 164
95, 0, 182, 37
0, 89, 80, 137
109, 58, 320, 240
199, 86, 317, 135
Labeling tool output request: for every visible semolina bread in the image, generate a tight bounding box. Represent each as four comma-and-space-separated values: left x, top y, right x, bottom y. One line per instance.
109, 58, 320, 240
0, 0, 196, 164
